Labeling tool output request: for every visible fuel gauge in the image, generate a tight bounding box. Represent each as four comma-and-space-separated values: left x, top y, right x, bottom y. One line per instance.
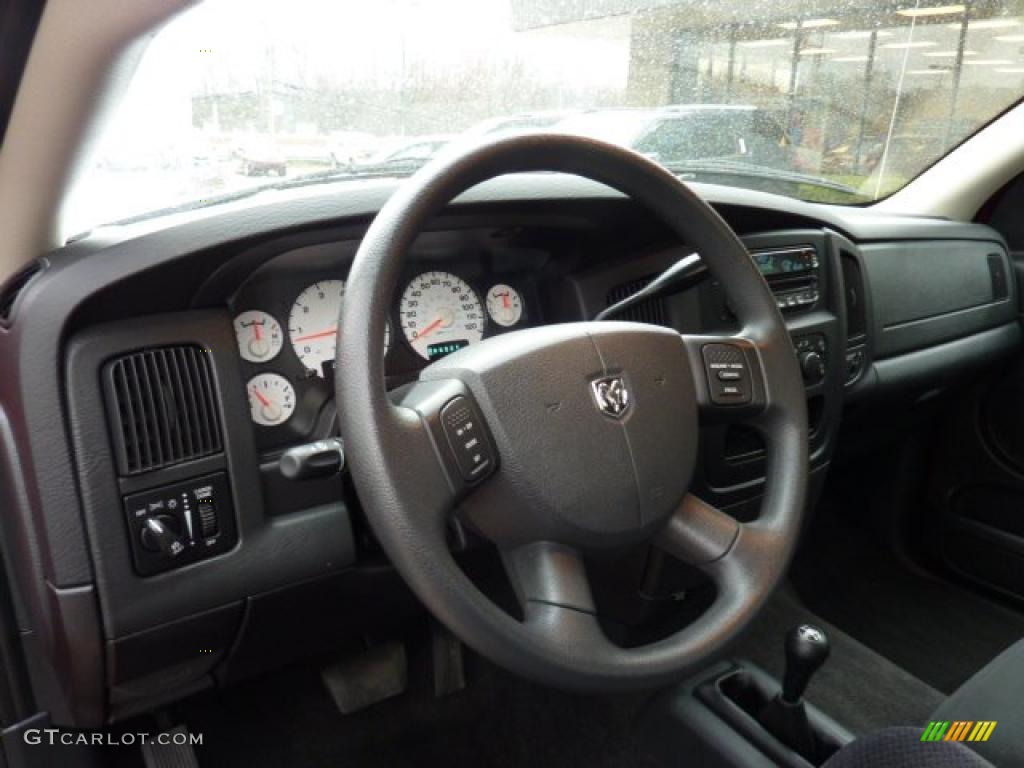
235, 310, 284, 363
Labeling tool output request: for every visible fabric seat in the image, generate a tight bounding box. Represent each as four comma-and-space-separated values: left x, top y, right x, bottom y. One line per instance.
825, 638, 1024, 768
930, 638, 1024, 768
822, 727, 993, 768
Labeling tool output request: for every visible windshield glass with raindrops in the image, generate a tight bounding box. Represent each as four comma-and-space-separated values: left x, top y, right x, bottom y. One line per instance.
67, 0, 1024, 233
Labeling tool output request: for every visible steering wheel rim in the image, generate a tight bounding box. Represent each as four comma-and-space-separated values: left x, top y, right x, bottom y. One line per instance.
337, 133, 808, 691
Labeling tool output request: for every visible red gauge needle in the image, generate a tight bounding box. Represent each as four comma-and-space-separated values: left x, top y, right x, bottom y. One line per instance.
251, 388, 271, 407
502, 294, 510, 309
293, 327, 337, 343
253, 322, 262, 341
417, 317, 444, 339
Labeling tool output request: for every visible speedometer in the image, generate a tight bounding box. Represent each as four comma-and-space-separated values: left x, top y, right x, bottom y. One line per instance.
399, 271, 484, 360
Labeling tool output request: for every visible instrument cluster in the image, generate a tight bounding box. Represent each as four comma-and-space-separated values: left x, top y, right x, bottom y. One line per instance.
232, 262, 535, 448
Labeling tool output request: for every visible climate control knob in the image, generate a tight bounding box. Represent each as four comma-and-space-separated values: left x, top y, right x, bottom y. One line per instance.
798, 350, 826, 384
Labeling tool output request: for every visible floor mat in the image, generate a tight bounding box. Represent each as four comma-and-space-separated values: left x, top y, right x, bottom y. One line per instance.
789, 509, 1024, 694
730, 588, 945, 735
174, 628, 659, 768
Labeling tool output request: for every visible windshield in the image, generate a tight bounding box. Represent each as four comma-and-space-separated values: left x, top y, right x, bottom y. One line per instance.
67, 0, 1024, 233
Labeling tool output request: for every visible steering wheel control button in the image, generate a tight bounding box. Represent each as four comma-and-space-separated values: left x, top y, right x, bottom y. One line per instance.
441, 396, 494, 482
122, 472, 238, 576
702, 343, 752, 404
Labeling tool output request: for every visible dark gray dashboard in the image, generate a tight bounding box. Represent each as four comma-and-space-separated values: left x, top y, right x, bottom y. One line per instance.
0, 174, 1018, 728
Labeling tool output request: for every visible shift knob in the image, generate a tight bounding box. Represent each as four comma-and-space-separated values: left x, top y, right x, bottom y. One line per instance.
781, 624, 830, 703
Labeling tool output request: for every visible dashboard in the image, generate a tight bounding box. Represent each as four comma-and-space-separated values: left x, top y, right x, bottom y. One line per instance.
230, 234, 545, 450
0, 173, 1019, 728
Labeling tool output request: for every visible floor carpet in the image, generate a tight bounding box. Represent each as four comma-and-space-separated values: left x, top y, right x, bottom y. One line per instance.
173, 627, 659, 768
789, 508, 1024, 694
730, 588, 945, 735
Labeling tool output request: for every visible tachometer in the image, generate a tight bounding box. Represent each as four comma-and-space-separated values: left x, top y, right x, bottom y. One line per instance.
289, 280, 346, 376
247, 373, 296, 427
400, 271, 484, 360
289, 279, 391, 376
234, 310, 284, 362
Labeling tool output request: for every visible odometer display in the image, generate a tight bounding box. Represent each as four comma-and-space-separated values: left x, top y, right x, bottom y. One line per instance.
427, 339, 470, 361
399, 271, 484, 360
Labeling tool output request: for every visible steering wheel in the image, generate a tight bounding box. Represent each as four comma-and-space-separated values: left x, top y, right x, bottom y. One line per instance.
336, 133, 808, 691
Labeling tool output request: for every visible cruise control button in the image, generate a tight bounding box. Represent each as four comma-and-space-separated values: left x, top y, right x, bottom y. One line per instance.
702, 343, 753, 405
441, 396, 495, 482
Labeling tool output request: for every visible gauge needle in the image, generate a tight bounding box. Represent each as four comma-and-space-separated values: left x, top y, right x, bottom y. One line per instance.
293, 327, 337, 342
417, 317, 444, 339
251, 387, 271, 407
253, 322, 262, 341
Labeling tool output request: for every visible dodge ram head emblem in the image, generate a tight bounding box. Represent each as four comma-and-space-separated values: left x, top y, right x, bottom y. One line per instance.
591, 376, 631, 418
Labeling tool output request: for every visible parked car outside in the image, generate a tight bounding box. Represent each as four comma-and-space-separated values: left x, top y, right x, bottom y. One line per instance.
552, 105, 792, 169
237, 140, 287, 177
352, 134, 454, 175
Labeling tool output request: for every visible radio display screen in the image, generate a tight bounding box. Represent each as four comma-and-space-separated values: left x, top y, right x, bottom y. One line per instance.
752, 249, 817, 277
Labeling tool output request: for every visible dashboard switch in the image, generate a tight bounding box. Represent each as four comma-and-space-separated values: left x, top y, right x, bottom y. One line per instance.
441, 396, 495, 482
123, 472, 237, 576
140, 515, 185, 557
198, 502, 219, 539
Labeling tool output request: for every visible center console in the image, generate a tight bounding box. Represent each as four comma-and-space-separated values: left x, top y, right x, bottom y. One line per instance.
694, 229, 847, 521
639, 624, 854, 768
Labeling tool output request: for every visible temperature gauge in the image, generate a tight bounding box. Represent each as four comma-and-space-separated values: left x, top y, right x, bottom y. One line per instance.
247, 373, 296, 427
486, 284, 523, 327
234, 310, 283, 363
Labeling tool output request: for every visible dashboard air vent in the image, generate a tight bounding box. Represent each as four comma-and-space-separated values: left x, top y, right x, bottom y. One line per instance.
839, 253, 867, 344
606, 277, 669, 326
106, 346, 223, 476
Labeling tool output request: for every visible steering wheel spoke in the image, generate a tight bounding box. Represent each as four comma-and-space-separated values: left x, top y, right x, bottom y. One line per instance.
391, 377, 499, 509
656, 493, 740, 566
657, 493, 788, 599
502, 541, 613, 649
502, 541, 596, 614
682, 332, 769, 424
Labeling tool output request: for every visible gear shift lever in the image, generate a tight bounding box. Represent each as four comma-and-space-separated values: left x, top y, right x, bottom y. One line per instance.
757, 624, 831, 763
782, 624, 831, 704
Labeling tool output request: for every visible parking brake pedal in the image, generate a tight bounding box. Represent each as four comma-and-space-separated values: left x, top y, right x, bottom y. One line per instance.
321, 641, 407, 714
140, 724, 199, 768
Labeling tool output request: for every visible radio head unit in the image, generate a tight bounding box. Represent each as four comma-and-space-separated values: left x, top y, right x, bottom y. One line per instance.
752, 246, 819, 277
750, 245, 820, 312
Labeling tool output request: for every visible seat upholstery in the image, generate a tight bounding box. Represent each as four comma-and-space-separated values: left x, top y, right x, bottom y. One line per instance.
823, 727, 993, 768
932, 638, 1024, 768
